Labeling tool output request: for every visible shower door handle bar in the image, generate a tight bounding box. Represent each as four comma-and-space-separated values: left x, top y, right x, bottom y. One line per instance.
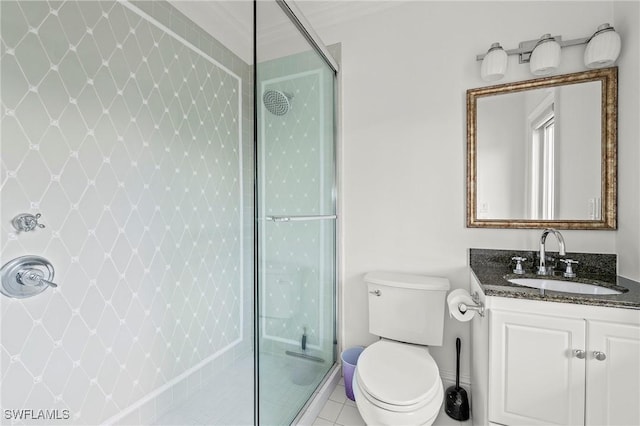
265, 215, 337, 222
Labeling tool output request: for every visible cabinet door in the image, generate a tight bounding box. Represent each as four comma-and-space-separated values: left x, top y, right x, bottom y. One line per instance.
489, 310, 586, 426
586, 320, 640, 426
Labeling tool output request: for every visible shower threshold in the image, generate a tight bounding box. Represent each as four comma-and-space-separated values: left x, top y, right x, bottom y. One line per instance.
285, 350, 325, 363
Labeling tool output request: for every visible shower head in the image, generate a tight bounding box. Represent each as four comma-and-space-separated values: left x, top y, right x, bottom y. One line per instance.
263, 89, 292, 116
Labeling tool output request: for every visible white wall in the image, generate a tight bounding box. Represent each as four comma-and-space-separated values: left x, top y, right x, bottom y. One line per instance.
310, 1, 639, 383
614, 1, 640, 280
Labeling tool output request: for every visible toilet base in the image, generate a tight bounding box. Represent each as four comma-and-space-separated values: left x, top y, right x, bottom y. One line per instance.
353, 374, 443, 426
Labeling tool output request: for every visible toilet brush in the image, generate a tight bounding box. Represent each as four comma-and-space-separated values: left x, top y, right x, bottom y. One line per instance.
445, 338, 470, 420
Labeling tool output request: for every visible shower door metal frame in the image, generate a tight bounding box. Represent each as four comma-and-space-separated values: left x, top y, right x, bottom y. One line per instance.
275, 1, 340, 74
253, 0, 341, 424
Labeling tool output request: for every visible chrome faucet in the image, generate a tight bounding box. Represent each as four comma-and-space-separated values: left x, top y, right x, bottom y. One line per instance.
538, 228, 566, 275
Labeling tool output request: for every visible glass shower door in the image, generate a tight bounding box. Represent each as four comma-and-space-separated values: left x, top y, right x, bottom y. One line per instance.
256, 2, 337, 424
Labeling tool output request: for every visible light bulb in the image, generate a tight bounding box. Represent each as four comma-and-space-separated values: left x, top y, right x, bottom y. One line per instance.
530, 34, 561, 76
585, 24, 621, 68
481, 43, 508, 82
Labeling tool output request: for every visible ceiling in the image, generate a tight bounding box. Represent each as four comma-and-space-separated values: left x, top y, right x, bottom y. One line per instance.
296, 1, 405, 31
169, 1, 406, 64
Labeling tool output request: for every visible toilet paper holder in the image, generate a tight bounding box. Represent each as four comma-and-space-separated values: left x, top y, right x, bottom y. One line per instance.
458, 292, 485, 317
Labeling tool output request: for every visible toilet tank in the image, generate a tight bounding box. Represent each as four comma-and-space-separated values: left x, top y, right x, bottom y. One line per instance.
364, 271, 450, 346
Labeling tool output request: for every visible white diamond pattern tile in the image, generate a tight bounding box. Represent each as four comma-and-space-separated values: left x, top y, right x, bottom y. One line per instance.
1, 1, 246, 424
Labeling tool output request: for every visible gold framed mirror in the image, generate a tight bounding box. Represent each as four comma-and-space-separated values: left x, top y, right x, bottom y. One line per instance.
467, 67, 617, 229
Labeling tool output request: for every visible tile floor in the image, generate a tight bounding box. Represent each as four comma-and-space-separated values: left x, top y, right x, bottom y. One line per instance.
313, 378, 471, 426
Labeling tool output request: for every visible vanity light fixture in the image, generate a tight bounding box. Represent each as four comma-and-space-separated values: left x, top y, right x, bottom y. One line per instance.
476, 23, 622, 81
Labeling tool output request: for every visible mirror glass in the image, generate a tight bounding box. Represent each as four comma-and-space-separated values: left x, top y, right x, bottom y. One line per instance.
467, 68, 617, 229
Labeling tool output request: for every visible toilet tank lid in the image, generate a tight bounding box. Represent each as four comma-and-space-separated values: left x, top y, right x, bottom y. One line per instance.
364, 271, 450, 290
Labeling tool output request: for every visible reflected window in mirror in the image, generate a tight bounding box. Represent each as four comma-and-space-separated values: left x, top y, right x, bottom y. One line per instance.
531, 99, 555, 220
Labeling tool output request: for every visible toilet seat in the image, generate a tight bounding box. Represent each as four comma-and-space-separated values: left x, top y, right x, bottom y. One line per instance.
353, 377, 442, 425
355, 340, 441, 410
356, 380, 435, 413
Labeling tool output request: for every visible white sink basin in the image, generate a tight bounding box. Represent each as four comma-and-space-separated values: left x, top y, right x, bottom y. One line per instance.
508, 278, 621, 295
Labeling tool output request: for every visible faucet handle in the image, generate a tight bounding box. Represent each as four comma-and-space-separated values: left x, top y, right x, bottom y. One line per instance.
511, 257, 527, 275
560, 259, 579, 278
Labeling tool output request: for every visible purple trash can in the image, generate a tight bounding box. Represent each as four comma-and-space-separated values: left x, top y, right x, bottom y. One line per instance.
341, 347, 364, 401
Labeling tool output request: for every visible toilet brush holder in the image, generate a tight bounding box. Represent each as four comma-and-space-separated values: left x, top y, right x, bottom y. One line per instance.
445, 338, 470, 420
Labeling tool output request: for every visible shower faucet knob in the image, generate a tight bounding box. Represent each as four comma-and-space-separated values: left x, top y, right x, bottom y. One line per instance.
12, 213, 45, 233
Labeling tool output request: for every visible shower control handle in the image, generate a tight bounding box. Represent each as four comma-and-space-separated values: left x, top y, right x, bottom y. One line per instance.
369, 289, 381, 296
1, 255, 58, 299
17, 269, 58, 288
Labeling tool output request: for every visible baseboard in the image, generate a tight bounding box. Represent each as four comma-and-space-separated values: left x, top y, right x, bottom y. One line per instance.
440, 369, 472, 389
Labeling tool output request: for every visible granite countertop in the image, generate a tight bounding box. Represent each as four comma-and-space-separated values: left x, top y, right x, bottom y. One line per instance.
470, 248, 640, 310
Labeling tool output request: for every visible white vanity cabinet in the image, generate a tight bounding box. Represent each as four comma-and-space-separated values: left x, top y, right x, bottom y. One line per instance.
470, 274, 640, 426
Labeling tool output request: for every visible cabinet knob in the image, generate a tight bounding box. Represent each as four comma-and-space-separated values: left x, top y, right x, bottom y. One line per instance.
369, 289, 381, 296
593, 351, 607, 361
573, 349, 586, 359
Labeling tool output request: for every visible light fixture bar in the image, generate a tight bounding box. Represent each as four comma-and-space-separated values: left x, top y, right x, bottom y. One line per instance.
476, 35, 590, 63
476, 24, 621, 81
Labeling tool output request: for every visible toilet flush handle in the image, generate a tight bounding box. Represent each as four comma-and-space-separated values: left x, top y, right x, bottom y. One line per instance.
369, 289, 381, 296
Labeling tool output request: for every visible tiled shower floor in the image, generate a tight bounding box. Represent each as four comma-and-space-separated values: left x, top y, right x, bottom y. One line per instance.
153, 354, 253, 425
154, 351, 328, 425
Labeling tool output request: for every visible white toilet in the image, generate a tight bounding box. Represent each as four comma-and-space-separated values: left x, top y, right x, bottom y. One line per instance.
352, 271, 450, 426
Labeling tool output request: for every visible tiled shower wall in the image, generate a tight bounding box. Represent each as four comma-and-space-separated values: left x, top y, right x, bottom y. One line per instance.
0, 1, 253, 424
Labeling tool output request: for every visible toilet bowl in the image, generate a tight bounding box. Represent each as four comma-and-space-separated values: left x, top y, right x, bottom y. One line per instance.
352, 340, 443, 425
